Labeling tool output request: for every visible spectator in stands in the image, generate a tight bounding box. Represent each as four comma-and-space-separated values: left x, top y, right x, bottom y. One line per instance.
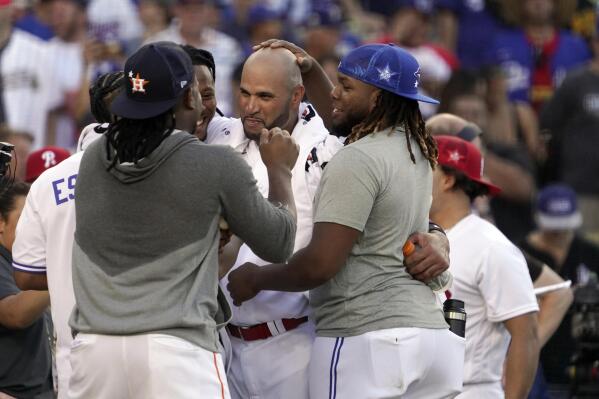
15, 0, 54, 41
540, 21, 599, 244
138, 0, 172, 43
0, 183, 53, 399
493, 0, 590, 113
145, 0, 242, 115
520, 184, 599, 391
243, 4, 284, 57
436, 0, 506, 69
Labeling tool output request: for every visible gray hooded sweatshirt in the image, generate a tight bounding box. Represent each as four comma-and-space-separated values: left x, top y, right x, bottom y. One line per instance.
69, 131, 296, 352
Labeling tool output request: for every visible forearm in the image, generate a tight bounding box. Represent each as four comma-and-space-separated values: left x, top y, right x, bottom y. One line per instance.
267, 165, 297, 221
0, 290, 50, 329
219, 236, 242, 279
537, 290, 573, 347
256, 247, 328, 292
504, 329, 539, 399
303, 61, 334, 130
485, 153, 535, 202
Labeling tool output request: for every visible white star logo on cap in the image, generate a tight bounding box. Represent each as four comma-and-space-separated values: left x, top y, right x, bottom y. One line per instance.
376, 65, 396, 82
414, 69, 421, 88
448, 150, 463, 163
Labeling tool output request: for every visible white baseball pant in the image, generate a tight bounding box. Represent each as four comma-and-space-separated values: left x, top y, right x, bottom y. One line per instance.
309, 327, 465, 398
227, 321, 315, 399
68, 333, 231, 399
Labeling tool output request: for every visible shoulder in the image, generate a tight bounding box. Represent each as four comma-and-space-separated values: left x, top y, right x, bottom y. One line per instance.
206, 115, 241, 145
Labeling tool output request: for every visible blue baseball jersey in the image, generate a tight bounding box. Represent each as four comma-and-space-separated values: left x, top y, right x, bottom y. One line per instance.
491, 28, 591, 103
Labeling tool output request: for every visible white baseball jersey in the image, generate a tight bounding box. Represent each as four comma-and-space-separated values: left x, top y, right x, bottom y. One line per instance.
207, 103, 343, 325
446, 214, 539, 395
12, 124, 103, 398
1, 29, 60, 147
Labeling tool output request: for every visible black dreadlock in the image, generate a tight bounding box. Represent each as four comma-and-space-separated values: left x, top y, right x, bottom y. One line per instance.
89, 71, 125, 125
345, 90, 438, 169
104, 111, 176, 171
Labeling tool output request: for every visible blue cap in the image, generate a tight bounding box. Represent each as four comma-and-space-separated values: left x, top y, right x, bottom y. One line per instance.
394, 0, 434, 14
111, 41, 194, 120
247, 4, 281, 26
535, 184, 582, 230
305, 4, 343, 28
338, 43, 439, 104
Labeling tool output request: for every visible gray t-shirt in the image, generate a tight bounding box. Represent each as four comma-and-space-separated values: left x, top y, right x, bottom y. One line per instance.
310, 128, 448, 337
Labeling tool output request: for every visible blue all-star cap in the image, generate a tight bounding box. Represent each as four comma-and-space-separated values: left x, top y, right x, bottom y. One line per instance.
111, 41, 194, 120
535, 184, 582, 230
338, 43, 439, 104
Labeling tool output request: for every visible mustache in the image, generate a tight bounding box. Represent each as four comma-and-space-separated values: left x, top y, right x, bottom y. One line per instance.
242, 115, 265, 123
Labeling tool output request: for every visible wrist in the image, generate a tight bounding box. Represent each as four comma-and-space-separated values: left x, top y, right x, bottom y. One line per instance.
428, 221, 446, 236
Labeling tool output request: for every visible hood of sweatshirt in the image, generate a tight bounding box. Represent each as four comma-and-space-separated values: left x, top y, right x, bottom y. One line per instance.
102, 130, 197, 184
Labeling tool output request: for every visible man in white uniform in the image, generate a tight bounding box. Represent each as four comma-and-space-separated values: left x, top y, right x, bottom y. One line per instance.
12, 72, 123, 399
430, 135, 540, 398
207, 47, 341, 399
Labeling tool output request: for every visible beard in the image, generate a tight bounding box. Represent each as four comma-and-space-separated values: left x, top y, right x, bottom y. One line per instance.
331, 109, 367, 138
243, 103, 292, 141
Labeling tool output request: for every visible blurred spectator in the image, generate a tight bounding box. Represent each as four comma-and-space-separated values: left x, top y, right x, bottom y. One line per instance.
0, 182, 52, 399
374, 1, 457, 117
302, 3, 360, 60
317, 52, 340, 85
25, 145, 70, 183
230, 60, 243, 117
0, 125, 34, 182
493, 0, 590, 112
242, 4, 283, 56
540, 21, 599, 245
0, 2, 58, 148
138, 0, 171, 42
86, 0, 143, 55
520, 184, 599, 390
218, 0, 255, 43
15, 0, 54, 40
45, 0, 86, 148
436, 0, 505, 69
145, 0, 242, 115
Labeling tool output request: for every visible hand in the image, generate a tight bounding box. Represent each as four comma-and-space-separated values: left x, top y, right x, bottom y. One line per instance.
253, 39, 314, 74
259, 127, 299, 171
227, 262, 262, 306
404, 232, 450, 283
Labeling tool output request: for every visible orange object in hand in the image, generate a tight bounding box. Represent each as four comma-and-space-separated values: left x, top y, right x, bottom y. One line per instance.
403, 241, 416, 257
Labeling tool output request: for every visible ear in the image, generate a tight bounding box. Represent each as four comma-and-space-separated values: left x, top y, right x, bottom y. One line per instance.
443, 172, 457, 192
291, 85, 305, 108
368, 89, 381, 112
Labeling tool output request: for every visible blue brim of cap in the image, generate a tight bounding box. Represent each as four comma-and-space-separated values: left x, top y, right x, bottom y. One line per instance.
110, 91, 179, 120
398, 91, 440, 105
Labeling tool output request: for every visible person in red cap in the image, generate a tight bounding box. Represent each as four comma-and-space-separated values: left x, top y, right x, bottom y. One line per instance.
430, 135, 539, 399
25, 146, 71, 183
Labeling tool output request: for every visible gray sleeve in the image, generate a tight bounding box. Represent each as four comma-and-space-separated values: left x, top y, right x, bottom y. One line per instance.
218, 147, 296, 263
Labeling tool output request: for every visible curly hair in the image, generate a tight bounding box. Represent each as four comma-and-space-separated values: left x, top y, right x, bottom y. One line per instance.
345, 90, 438, 169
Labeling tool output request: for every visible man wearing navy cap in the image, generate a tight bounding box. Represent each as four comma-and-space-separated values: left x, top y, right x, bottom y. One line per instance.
228, 43, 464, 398
66, 41, 300, 399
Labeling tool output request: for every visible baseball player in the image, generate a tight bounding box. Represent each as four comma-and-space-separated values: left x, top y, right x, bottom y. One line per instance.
431, 135, 539, 398
227, 44, 464, 398
12, 71, 123, 398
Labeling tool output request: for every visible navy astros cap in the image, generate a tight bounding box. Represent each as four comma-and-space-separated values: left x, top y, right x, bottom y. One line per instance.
111, 41, 194, 120
338, 43, 439, 104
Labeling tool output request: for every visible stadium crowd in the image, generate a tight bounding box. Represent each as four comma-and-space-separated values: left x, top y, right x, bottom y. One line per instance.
1, 0, 599, 398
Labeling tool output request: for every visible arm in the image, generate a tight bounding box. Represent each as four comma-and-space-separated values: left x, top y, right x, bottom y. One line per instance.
514, 102, 545, 162
219, 129, 298, 263
533, 265, 574, 347
404, 229, 450, 283
218, 236, 242, 279
254, 40, 334, 130
227, 222, 359, 305
484, 151, 535, 203
0, 290, 50, 329
14, 272, 48, 291
503, 312, 540, 399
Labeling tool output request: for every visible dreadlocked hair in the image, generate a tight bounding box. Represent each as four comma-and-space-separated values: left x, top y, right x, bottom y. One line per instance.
104, 110, 176, 171
345, 90, 438, 169
89, 71, 125, 126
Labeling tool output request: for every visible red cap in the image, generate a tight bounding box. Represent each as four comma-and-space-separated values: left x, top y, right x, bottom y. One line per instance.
25, 146, 71, 183
435, 135, 501, 196
0, 0, 11, 7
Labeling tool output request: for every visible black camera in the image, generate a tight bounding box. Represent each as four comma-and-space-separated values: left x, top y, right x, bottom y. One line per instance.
568, 273, 599, 397
0, 142, 14, 178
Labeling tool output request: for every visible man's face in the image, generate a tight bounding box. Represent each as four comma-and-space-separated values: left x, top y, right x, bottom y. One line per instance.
239, 63, 295, 141
175, 2, 208, 36
193, 65, 216, 141
523, 0, 554, 24
330, 72, 377, 137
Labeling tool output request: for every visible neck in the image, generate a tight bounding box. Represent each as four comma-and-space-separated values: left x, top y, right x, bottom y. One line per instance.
283, 114, 299, 135
525, 25, 555, 45
180, 28, 203, 47
430, 193, 472, 231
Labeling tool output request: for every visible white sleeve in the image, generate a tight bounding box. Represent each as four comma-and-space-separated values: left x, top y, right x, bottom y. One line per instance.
478, 242, 539, 322
206, 115, 237, 145
305, 135, 344, 200
12, 187, 47, 274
